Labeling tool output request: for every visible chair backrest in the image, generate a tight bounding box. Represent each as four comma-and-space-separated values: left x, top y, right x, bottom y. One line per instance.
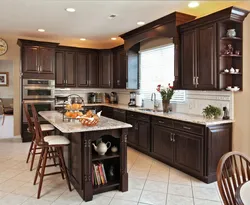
22, 102, 34, 134
217, 151, 250, 205
30, 103, 46, 146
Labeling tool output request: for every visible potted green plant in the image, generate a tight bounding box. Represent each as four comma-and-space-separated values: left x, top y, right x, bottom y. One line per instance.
156, 84, 174, 113
202, 105, 222, 119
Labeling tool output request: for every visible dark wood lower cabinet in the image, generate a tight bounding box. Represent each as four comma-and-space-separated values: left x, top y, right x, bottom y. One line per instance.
138, 121, 150, 152
151, 125, 174, 163
174, 132, 203, 176
126, 117, 138, 146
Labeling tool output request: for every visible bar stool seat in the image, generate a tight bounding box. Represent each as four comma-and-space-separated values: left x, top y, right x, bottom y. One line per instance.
40, 124, 55, 132
44, 135, 70, 145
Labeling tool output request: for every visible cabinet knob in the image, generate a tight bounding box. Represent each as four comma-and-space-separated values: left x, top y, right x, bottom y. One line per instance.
172, 133, 175, 142
193, 77, 196, 85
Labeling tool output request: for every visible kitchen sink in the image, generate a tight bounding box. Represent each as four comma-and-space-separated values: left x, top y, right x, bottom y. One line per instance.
138, 108, 163, 113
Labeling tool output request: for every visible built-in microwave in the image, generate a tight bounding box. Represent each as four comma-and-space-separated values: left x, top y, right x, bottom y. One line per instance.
23, 79, 55, 99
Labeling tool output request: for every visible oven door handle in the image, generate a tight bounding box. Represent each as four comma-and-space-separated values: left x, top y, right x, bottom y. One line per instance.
23, 86, 54, 90
23, 100, 55, 103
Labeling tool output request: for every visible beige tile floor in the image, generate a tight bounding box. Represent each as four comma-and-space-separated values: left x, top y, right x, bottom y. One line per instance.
0, 139, 224, 205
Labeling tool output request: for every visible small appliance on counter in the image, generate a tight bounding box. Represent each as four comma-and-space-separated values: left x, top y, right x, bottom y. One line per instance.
136, 93, 143, 107
87, 92, 96, 103
95, 93, 103, 103
128, 92, 136, 107
110, 92, 118, 104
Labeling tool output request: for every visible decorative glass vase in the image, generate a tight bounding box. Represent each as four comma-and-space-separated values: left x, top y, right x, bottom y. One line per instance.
162, 99, 170, 113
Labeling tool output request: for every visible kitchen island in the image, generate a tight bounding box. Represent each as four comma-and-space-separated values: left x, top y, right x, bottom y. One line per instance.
39, 111, 132, 202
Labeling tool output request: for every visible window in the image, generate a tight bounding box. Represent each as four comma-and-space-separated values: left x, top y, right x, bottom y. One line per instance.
139, 44, 185, 103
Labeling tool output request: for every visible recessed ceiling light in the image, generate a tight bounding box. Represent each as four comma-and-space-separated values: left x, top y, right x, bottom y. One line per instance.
38, 29, 45, 32
111, 37, 117, 40
65, 8, 76, 12
188, 1, 199, 8
80, 38, 86, 41
137, 21, 145, 26
108, 14, 117, 19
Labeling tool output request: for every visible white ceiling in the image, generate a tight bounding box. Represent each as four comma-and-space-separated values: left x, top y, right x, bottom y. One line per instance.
0, 0, 247, 48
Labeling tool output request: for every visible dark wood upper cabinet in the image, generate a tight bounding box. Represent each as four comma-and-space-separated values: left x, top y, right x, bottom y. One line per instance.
18, 39, 59, 79
197, 24, 217, 89
39, 47, 55, 74
55, 51, 65, 87
113, 46, 126, 89
88, 52, 99, 88
99, 50, 112, 88
77, 52, 88, 87
55, 49, 76, 88
174, 132, 203, 176
64, 51, 76, 87
22, 46, 39, 73
181, 30, 196, 89
180, 23, 217, 90
179, 7, 249, 91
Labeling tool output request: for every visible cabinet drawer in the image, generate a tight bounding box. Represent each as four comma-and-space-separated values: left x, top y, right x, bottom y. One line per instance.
173, 121, 204, 136
152, 117, 173, 128
127, 111, 150, 122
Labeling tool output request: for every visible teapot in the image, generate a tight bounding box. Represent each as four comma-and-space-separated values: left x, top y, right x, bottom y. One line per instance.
92, 140, 111, 155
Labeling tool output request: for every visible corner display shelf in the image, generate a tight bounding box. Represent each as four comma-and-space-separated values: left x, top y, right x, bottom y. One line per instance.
218, 8, 249, 91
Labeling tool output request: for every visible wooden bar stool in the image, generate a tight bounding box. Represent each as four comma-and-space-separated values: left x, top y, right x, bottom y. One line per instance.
23, 102, 56, 171
31, 104, 72, 199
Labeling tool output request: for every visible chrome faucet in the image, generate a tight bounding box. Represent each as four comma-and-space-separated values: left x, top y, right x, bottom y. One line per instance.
151, 93, 159, 111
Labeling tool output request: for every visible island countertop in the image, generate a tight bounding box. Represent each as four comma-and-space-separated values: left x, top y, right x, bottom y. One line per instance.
39, 111, 132, 134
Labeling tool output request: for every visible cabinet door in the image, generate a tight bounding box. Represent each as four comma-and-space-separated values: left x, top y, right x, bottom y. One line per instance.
76, 52, 88, 87
126, 50, 139, 89
65, 51, 76, 87
22, 46, 39, 73
113, 109, 126, 122
39, 47, 55, 74
55, 51, 65, 87
88, 52, 99, 87
102, 107, 113, 118
99, 50, 112, 88
138, 121, 150, 152
181, 30, 196, 89
174, 132, 203, 176
152, 124, 174, 163
126, 117, 138, 146
197, 24, 217, 89
113, 49, 126, 88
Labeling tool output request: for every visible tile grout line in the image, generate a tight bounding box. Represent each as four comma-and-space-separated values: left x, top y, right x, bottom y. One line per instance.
165, 166, 171, 205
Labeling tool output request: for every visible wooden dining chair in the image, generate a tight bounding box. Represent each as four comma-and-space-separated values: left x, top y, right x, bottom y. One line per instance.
31, 104, 71, 199
23, 102, 55, 171
217, 151, 250, 205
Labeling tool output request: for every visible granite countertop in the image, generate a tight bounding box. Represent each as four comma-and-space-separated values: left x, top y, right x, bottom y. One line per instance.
55, 103, 234, 126
39, 111, 132, 134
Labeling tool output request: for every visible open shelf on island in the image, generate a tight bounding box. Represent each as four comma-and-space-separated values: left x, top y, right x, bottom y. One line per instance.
93, 180, 120, 194
220, 72, 242, 75
92, 152, 120, 162
221, 37, 242, 40
220, 54, 242, 58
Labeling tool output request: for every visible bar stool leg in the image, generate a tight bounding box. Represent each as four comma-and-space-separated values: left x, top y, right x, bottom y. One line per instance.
56, 147, 64, 179
2, 114, 5, 125
34, 147, 44, 185
58, 147, 71, 191
30, 143, 37, 171
37, 147, 48, 199
26, 134, 35, 163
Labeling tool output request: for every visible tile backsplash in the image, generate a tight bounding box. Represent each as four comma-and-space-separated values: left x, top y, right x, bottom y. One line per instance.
55, 89, 234, 119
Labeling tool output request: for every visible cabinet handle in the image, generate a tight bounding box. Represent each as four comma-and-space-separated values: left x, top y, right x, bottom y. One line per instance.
170, 133, 173, 141
117, 80, 120, 85
158, 120, 165, 124
109, 81, 111, 85
172, 133, 175, 142
193, 77, 196, 85
183, 126, 191, 130
196, 77, 199, 85
40, 66, 42, 71
65, 80, 67, 85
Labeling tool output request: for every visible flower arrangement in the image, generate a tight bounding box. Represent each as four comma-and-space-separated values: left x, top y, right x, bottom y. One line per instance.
156, 84, 174, 101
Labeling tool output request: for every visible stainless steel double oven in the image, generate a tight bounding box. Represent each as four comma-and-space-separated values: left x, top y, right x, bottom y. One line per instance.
22, 79, 55, 123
